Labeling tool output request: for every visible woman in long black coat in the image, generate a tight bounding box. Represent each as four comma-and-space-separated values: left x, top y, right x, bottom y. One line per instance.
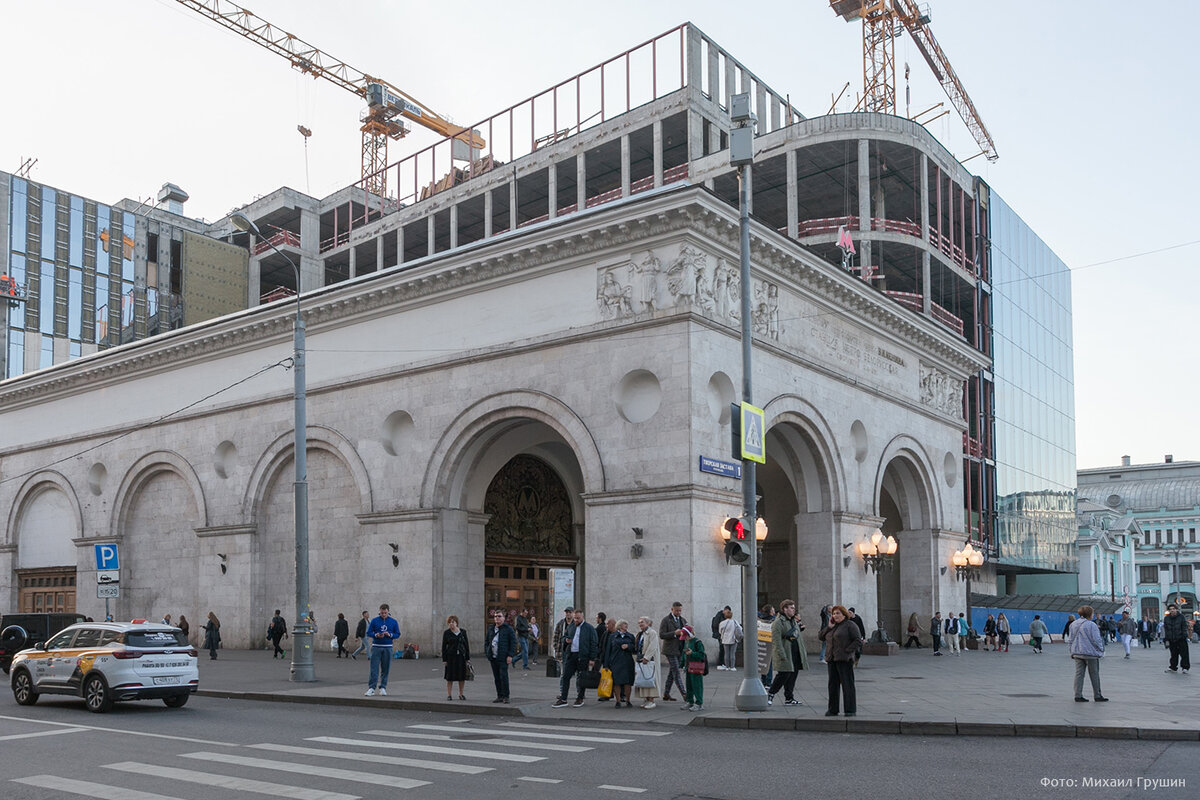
604, 619, 637, 707
442, 615, 471, 700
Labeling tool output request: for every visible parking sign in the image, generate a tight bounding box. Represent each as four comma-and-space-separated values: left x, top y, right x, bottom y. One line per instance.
94, 544, 120, 571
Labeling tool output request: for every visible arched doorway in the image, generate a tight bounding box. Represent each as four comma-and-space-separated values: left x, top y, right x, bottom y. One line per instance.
483, 454, 577, 654
875, 449, 938, 642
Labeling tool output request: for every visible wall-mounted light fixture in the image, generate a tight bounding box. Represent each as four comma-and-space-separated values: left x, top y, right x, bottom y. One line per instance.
217, 553, 228, 575
857, 529, 898, 573
388, 543, 399, 569
951, 542, 984, 581
940, 565, 948, 576
631, 527, 644, 559
842, 541, 855, 568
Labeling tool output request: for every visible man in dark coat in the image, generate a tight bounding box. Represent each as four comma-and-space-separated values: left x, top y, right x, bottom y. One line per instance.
485, 610, 517, 703
514, 611, 531, 669
334, 613, 350, 658
552, 607, 598, 708
711, 605, 731, 669
267, 609, 287, 659
659, 601, 689, 701
846, 608, 866, 665
1163, 604, 1191, 674
350, 610, 368, 660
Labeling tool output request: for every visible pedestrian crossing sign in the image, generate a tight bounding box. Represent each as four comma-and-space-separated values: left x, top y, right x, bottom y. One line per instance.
739, 402, 766, 464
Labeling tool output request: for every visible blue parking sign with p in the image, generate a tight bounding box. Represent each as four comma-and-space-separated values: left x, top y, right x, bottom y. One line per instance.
95, 544, 120, 571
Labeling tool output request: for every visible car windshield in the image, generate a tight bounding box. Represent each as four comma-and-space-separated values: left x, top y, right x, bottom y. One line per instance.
123, 630, 189, 648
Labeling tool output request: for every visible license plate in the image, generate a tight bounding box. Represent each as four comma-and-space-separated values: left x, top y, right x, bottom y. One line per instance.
152, 676, 179, 685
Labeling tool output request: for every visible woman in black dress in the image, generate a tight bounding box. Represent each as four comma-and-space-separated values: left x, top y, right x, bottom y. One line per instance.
442, 615, 471, 700
605, 619, 637, 707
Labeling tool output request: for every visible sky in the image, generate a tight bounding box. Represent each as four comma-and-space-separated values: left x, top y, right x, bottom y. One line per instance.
1, 1, 1194, 471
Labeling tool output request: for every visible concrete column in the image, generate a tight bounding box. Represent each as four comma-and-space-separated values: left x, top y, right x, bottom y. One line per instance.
857, 139, 872, 271
396, 226, 404, 266
786, 149, 798, 239
376, 236, 384, 272
548, 166, 557, 219
898, 527, 937, 645
686, 25, 703, 90
707, 37, 721, 104
484, 189, 493, 238
621, 136, 631, 197
771, 96, 781, 131
449, 204, 458, 249
427, 215, 435, 257
795, 510, 836, 654
509, 180, 518, 232
756, 84, 768, 132
248, 252, 261, 307
920, 153, 931, 314
576, 153, 586, 212
652, 120, 664, 188
300, 209, 320, 286
348, 245, 357, 279
724, 59, 736, 110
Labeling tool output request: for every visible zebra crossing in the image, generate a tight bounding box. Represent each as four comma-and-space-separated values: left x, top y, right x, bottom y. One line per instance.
9, 719, 671, 799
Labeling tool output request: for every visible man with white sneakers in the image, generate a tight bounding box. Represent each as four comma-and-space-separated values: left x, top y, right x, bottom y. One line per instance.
365, 603, 400, 696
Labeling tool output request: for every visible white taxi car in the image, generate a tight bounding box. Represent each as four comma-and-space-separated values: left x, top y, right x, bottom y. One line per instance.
9, 620, 198, 713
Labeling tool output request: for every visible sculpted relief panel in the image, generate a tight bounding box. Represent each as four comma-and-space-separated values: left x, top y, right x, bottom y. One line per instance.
919, 363, 965, 419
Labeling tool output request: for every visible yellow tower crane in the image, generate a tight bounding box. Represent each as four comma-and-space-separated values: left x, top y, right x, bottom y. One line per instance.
829, 0, 997, 162
177, 0, 485, 195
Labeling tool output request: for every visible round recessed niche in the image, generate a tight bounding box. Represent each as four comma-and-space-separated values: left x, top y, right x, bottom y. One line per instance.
87, 463, 107, 496
850, 420, 868, 463
381, 410, 414, 456
615, 369, 662, 424
707, 371, 736, 424
214, 441, 238, 479
943, 451, 958, 487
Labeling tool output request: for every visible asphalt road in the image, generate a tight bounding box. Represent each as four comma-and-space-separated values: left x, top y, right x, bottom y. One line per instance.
0, 694, 1196, 800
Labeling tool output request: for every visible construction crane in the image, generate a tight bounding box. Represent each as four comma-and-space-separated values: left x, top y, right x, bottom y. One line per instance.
829, 1, 997, 162
177, 0, 484, 195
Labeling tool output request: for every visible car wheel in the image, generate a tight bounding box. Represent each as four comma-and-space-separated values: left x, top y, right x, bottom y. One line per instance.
162, 693, 189, 708
12, 669, 38, 705
83, 674, 113, 713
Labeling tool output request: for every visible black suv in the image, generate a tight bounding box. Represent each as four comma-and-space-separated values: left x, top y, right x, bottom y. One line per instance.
1, 613, 87, 674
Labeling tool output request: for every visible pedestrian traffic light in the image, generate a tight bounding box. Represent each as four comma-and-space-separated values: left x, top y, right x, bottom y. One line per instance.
722, 517, 752, 566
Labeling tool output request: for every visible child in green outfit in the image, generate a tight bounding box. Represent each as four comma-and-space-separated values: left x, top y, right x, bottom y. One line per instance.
681, 625, 707, 711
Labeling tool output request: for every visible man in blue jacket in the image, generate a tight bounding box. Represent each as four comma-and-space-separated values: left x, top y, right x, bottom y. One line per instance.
364, 603, 400, 696
552, 607, 598, 708
486, 610, 517, 703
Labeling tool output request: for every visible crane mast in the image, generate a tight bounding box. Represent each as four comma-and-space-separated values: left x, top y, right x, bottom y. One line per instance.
829, 0, 997, 162
177, 0, 484, 194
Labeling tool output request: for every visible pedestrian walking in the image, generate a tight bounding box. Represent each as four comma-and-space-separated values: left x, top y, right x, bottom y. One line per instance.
595, 613, 612, 701
633, 616, 661, 709
442, 615, 471, 700
767, 600, 806, 706
904, 612, 922, 648
1062, 614, 1076, 641
350, 610, 369, 659
267, 609, 288, 658
1139, 615, 1153, 649
552, 607, 598, 708
334, 612, 350, 658
514, 609, 531, 670
1163, 603, 1191, 674
944, 613, 960, 655
931, 612, 943, 655
527, 614, 540, 666
681, 625, 707, 711
718, 608, 742, 670
997, 613, 1011, 652
983, 614, 997, 651
364, 603, 400, 696
957, 612, 969, 651
820, 605, 864, 716
1117, 611, 1137, 659
658, 601, 689, 702
1068, 606, 1107, 702
1028, 615, 1047, 653
485, 610, 516, 704
605, 619, 636, 707
202, 612, 221, 660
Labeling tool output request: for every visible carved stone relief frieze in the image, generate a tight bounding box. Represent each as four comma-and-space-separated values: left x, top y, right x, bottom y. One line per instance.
919, 363, 964, 419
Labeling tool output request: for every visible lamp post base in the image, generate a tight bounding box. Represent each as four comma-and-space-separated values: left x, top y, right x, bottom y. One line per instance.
734, 676, 769, 711
289, 630, 316, 682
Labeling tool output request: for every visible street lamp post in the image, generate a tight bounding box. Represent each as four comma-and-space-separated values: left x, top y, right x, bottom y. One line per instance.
231, 213, 314, 682
729, 93, 768, 712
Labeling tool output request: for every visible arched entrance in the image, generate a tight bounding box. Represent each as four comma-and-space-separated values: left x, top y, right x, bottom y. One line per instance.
875, 446, 938, 642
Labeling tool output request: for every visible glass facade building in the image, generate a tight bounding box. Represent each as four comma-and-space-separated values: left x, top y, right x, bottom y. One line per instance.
986, 188, 1077, 575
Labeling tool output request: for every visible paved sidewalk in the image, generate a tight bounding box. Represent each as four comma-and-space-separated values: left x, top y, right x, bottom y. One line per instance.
194, 640, 1200, 741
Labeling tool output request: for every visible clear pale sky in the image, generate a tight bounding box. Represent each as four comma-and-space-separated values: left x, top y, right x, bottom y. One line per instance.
1, 1, 1193, 471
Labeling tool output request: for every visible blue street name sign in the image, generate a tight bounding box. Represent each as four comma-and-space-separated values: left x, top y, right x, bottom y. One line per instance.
699, 456, 742, 479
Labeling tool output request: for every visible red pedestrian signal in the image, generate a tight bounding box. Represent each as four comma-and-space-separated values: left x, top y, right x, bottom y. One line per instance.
722, 517, 751, 565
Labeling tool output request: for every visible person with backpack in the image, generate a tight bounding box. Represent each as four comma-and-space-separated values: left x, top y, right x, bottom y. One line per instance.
267, 609, 287, 659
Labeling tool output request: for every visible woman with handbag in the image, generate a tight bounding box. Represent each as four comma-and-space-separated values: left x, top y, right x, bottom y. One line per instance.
605, 619, 637, 707
819, 605, 864, 716
680, 625, 707, 712
442, 615, 471, 700
633, 616, 661, 709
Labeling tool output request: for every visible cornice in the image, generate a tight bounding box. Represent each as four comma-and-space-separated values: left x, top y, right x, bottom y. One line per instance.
195, 525, 257, 538
357, 508, 439, 525
582, 483, 740, 506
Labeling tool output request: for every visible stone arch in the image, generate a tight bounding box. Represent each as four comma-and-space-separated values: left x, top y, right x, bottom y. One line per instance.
873, 434, 941, 532
242, 425, 373, 523
7, 471, 83, 567
761, 394, 845, 513
422, 390, 605, 511
110, 451, 209, 539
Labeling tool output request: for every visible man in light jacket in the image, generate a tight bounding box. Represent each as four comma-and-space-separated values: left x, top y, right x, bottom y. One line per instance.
1067, 605, 1107, 702
1117, 611, 1138, 660
1028, 615, 1048, 654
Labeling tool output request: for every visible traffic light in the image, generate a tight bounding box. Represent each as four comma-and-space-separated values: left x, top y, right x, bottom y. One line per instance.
723, 517, 752, 566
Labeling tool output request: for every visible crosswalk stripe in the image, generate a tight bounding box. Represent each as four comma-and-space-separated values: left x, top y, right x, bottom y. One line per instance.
104, 762, 358, 800
308, 736, 545, 764
599, 785, 647, 793
11, 775, 183, 800
0, 728, 86, 742
404, 724, 633, 744
179, 752, 429, 790
519, 777, 563, 784
365, 729, 591, 753
499, 721, 672, 736
248, 743, 493, 775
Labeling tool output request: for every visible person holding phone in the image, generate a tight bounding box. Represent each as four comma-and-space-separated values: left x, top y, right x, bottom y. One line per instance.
365, 603, 400, 696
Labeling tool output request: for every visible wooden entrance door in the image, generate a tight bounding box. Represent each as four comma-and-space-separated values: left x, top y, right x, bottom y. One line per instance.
484, 561, 561, 656
17, 567, 77, 613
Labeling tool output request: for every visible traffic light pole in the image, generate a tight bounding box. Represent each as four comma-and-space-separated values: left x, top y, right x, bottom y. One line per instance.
734, 129, 768, 712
